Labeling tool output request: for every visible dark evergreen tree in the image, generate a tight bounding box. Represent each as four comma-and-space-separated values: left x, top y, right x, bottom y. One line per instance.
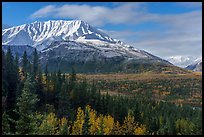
57, 79, 73, 119
32, 49, 39, 80
45, 63, 48, 81
166, 116, 176, 135
51, 71, 59, 110
80, 78, 88, 106
22, 51, 28, 78
36, 65, 44, 107
105, 91, 110, 115
82, 108, 90, 135
89, 80, 97, 108
69, 66, 76, 91
2, 112, 11, 135
14, 54, 21, 97
27, 61, 32, 75
5, 47, 17, 133
53, 69, 62, 111
15, 76, 40, 135
2, 50, 7, 97
62, 73, 66, 84
95, 90, 101, 112
101, 95, 106, 115
57, 69, 62, 92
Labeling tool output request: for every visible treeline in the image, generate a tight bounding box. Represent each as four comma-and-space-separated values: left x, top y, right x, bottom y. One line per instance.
2, 49, 202, 135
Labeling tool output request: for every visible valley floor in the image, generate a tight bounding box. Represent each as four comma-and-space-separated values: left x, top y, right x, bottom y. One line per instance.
78, 72, 202, 108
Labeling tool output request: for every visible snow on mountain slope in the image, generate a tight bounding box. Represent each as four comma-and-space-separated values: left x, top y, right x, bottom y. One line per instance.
39, 40, 177, 73
2, 20, 121, 51
167, 56, 192, 68
42, 40, 152, 59
186, 59, 202, 72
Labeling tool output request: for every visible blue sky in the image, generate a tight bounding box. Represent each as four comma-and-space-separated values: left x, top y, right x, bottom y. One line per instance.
2, 2, 202, 67
2, 2, 201, 28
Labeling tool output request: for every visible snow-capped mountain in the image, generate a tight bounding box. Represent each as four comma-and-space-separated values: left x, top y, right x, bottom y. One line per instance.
167, 56, 192, 68
3, 20, 188, 73
2, 20, 167, 61
186, 59, 202, 72
2, 20, 122, 51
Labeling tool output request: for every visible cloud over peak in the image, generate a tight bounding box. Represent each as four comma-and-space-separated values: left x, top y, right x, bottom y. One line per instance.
29, 3, 147, 26
30, 5, 56, 19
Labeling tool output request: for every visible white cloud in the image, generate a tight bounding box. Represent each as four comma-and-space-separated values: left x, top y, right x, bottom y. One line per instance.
30, 5, 56, 19
29, 3, 147, 26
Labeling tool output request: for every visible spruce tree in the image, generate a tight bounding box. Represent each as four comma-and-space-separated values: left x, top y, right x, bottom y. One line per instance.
14, 54, 20, 97
82, 108, 90, 135
57, 79, 72, 118
15, 76, 40, 135
45, 63, 48, 81
5, 47, 17, 133
56, 69, 62, 97
62, 73, 66, 83
2, 112, 11, 135
36, 65, 44, 107
32, 49, 39, 80
27, 61, 32, 75
22, 51, 28, 78
69, 66, 76, 91
2, 50, 7, 97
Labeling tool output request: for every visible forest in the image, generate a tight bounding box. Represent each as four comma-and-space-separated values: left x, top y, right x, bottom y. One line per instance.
2, 48, 202, 135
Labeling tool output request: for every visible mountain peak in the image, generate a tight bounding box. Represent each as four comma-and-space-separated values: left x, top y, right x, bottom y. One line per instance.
2, 19, 119, 50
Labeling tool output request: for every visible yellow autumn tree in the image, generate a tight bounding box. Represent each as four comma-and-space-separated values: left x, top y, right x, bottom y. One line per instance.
71, 107, 85, 135
111, 121, 122, 135
103, 115, 114, 135
88, 106, 99, 135
122, 112, 136, 135
97, 114, 105, 135
134, 124, 147, 135
69, 105, 148, 135
38, 113, 59, 135
57, 117, 70, 135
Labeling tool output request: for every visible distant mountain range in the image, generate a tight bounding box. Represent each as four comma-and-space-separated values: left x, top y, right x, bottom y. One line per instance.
167, 56, 192, 68
186, 59, 202, 72
2, 20, 189, 73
